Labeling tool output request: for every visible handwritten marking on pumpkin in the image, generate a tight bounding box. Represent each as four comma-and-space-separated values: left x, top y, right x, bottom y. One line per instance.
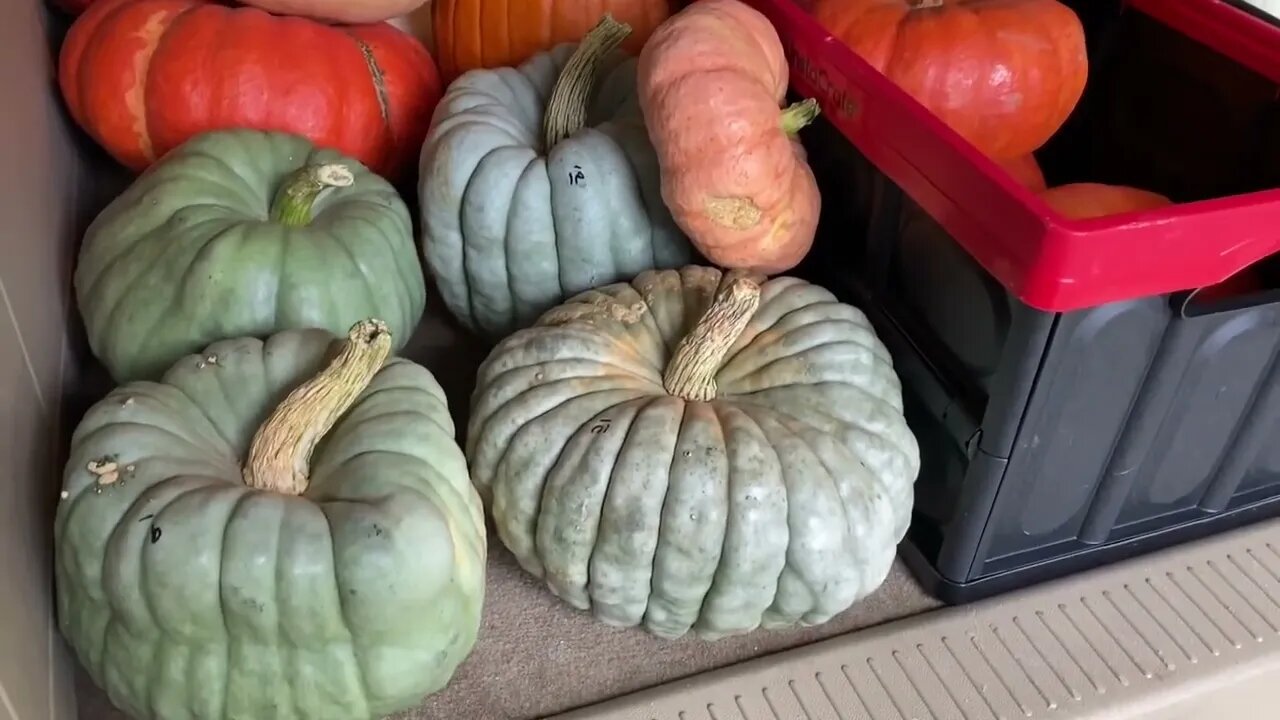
590, 418, 612, 434
138, 514, 155, 523
704, 196, 763, 230
150, 526, 163, 544
568, 165, 586, 186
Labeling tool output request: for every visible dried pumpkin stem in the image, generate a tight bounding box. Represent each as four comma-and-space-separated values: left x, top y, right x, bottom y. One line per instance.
780, 98, 821, 136
242, 319, 392, 495
271, 163, 354, 227
541, 14, 632, 151
910, 0, 945, 8
663, 273, 763, 402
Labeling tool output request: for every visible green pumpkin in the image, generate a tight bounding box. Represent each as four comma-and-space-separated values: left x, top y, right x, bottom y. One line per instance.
76, 129, 426, 383
468, 267, 920, 640
418, 16, 694, 341
55, 321, 485, 720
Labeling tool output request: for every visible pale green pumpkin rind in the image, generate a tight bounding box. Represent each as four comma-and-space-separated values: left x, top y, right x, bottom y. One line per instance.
76, 129, 427, 383
417, 44, 695, 341
55, 329, 485, 720
467, 267, 920, 640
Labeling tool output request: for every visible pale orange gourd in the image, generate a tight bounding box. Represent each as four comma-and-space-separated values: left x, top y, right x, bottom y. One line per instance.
998, 154, 1047, 192
1041, 183, 1172, 219
637, 0, 821, 274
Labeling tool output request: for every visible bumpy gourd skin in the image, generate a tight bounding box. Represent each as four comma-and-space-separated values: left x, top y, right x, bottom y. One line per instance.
55, 329, 485, 720
468, 266, 919, 640
75, 129, 427, 383
418, 44, 694, 341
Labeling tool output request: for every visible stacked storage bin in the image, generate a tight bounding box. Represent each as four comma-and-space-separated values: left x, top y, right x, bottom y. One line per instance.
746, 0, 1280, 602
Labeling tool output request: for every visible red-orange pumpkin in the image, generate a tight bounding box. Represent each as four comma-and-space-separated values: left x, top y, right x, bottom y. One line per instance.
59, 0, 441, 179
433, 0, 671, 81
812, 0, 1088, 160
998, 154, 1047, 192
637, 0, 821, 274
1041, 183, 1172, 219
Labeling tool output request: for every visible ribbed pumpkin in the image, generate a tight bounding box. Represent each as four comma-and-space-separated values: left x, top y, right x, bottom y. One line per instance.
432, 0, 671, 81
76, 129, 426, 383
813, 0, 1088, 160
59, 0, 440, 179
56, 321, 486, 720
468, 266, 920, 639
419, 16, 694, 341
637, 0, 821, 274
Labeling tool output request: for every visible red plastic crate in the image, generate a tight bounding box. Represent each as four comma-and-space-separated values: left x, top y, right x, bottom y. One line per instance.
742, 0, 1280, 313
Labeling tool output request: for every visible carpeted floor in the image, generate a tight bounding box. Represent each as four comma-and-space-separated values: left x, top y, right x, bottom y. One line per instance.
75, 308, 941, 720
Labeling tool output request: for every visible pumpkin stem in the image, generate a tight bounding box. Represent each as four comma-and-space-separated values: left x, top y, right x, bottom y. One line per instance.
909, 0, 945, 8
541, 14, 632, 151
241, 319, 392, 495
270, 163, 354, 227
663, 273, 763, 402
780, 98, 821, 136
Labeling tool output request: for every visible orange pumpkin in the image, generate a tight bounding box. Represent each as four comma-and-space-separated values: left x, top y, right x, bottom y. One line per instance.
637, 0, 821, 274
999, 154, 1047, 192
1041, 183, 1172, 219
812, 0, 1088, 160
59, 0, 441, 179
432, 0, 670, 81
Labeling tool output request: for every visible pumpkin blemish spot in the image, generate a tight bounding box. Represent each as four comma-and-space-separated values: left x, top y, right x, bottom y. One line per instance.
205, 354, 219, 365
119, 396, 134, 407
704, 196, 762, 231
87, 457, 120, 486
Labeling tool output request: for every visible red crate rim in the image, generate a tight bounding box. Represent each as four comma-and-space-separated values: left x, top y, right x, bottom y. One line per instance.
746, 0, 1280, 313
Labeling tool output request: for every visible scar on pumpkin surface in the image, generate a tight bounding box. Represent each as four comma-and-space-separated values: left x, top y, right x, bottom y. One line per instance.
704, 196, 763, 230
542, 295, 647, 326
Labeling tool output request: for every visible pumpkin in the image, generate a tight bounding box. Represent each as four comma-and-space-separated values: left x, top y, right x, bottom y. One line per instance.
467, 266, 920, 639
238, 0, 424, 24
999, 154, 1047, 192
59, 0, 441, 179
76, 129, 426, 383
56, 320, 486, 720
812, 0, 1088, 160
1041, 182, 1172, 219
432, 0, 670, 81
637, 0, 822, 275
389, 3, 435, 52
418, 15, 694, 341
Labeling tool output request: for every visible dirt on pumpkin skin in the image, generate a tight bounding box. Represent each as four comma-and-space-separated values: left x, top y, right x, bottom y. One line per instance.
540, 294, 648, 327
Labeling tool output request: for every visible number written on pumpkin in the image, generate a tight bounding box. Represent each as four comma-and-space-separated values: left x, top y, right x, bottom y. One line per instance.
568, 165, 586, 187
590, 418, 612, 434
138, 514, 162, 544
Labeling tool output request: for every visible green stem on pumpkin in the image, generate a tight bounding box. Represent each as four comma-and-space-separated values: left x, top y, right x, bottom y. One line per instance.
780, 98, 821, 136
270, 164, 354, 227
662, 272, 764, 402
242, 319, 391, 495
541, 14, 632, 152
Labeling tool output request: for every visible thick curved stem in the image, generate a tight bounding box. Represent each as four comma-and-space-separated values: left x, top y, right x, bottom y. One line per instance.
780, 98, 821, 136
242, 319, 392, 495
271, 163, 354, 227
663, 273, 763, 402
541, 15, 632, 152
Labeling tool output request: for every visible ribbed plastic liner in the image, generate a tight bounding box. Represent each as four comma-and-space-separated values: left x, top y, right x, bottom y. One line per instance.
553, 518, 1280, 719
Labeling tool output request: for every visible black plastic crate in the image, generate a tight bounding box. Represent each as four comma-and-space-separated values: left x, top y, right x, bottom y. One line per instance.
792, 5, 1280, 603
